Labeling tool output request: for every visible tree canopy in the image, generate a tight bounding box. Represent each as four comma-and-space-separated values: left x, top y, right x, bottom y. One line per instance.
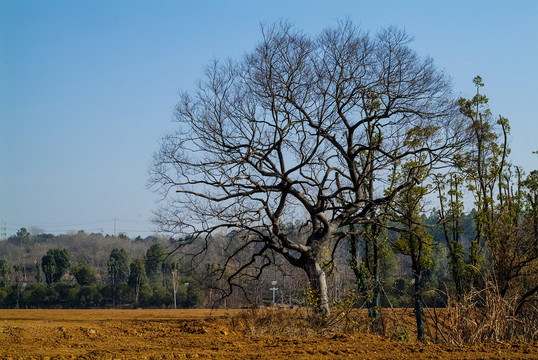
41, 248, 70, 285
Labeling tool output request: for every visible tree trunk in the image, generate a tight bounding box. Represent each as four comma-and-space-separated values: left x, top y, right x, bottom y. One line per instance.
414, 278, 424, 342
303, 258, 330, 316
412, 258, 425, 342
371, 232, 380, 325
531, 192, 538, 244
349, 231, 361, 287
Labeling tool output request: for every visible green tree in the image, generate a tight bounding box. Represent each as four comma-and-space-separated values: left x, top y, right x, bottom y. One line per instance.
41, 249, 70, 285
128, 258, 148, 306
522, 170, 538, 243
116, 282, 131, 306
434, 173, 467, 300
392, 205, 433, 342
459, 77, 538, 331
391, 140, 434, 342
21, 283, 47, 308
349, 222, 391, 326
77, 284, 104, 308
0, 259, 10, 287
145, 243, 166, 283
458, 76, 507, 279
35, 260, 44, 283
71, 258, 96, 286
107, 248, 130, 307
0, 286, 13, 307
505, 168, 538, 316
15, 227, 30, 240
107, 248, 130, 285
184, 282, 202, 309
149, 284, 173, 308
346, 115, 393, 324
51, 282, 78, 308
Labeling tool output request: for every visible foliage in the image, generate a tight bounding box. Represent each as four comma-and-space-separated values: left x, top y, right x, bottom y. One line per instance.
16, 227, 30, 240
0, 259, 10, 287
145, 243, 166, 283
71, 258, 96, 286
128, 258, 148, 305
77, 284, 104, 308
107, 248, 130, 286
41, 249, 70, 285
184, 282, 203, 309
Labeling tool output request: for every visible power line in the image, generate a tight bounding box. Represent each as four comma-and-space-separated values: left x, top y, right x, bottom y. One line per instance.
3, 219, 115, 227
16, 218, 152, 225
116, 218, 154, 224
3, 218, 154, 227
1, 218, 158, 237
2, 227, 161, 237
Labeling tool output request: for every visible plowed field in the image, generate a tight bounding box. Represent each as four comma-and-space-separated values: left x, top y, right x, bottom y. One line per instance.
1, 309, 537, 359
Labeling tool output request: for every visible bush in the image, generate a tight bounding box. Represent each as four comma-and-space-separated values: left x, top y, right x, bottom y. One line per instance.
139, 284, 153, 307
52, 283, 79, 308
150, 284, 173, 308
21, 283, 47, 308
0, 286, 13, 308
116, 282, 132, 305
78, 284, 104, 308
184, 284, 202, 308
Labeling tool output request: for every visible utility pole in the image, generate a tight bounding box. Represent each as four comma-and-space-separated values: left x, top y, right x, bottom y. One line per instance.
0, 222, 6, 240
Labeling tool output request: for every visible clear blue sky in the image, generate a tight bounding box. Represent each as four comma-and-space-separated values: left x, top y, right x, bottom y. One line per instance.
1, 0, 537, 237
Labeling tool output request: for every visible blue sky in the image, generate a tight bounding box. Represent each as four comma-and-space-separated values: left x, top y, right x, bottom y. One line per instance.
1, 0, 537, 237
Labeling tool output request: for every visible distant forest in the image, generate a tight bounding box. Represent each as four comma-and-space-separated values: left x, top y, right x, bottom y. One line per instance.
0, 230, 203, 309
0, 208, 511, 311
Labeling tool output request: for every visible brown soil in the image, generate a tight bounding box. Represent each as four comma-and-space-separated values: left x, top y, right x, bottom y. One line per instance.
1, 309, 537, 359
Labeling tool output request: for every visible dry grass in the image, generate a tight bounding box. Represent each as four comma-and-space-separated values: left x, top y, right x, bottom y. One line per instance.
230, 284, 538, 345
430, 282, 538, 344
229, 303, 412, 341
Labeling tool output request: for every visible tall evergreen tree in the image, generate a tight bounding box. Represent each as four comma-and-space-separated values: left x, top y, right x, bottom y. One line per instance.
41, 249, 70, 285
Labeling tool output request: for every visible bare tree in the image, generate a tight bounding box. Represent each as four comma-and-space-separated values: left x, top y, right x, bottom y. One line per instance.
150, 21, 466, 315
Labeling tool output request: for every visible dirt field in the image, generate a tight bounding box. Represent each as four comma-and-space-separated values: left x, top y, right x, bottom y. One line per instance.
1, 309, 537, 359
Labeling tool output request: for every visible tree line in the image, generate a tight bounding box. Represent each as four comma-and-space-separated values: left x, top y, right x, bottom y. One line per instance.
0, 210, 493, 311
0, 232, 202, 309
